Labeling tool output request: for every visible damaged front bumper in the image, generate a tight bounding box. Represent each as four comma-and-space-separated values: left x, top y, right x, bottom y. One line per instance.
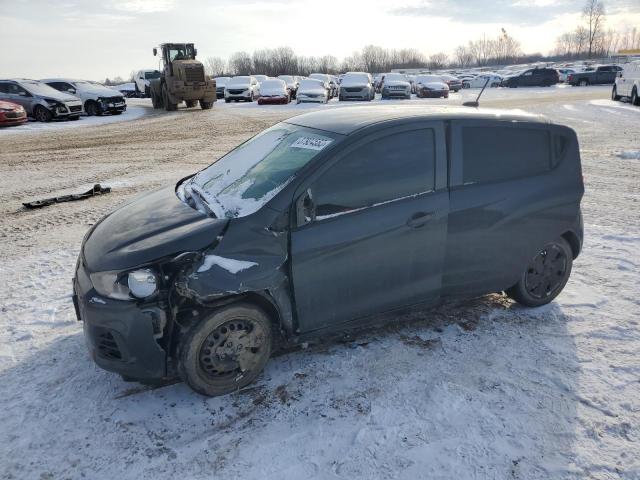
73, 258, 168, 380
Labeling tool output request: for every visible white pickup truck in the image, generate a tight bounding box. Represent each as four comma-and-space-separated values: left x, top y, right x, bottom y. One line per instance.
612, 61, 640, 106
133, 69, 161, 97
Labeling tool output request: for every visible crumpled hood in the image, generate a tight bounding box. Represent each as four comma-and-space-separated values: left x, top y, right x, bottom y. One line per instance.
83, 186, 228, 272
82, 86, 123, 97
46, 90, 80, 102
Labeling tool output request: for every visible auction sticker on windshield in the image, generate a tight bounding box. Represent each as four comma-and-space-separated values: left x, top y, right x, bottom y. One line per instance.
290, 137, 333, 151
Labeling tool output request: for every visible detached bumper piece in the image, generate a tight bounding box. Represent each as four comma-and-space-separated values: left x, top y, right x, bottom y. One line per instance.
23, 183, 111, 209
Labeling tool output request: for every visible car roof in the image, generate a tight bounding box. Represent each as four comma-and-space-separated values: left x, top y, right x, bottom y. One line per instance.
285, 105, 549, 135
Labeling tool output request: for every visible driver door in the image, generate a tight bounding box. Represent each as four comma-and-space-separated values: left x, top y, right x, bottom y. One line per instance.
290, 123, 449, 333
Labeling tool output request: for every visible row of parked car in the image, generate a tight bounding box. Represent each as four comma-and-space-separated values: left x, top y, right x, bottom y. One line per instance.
212, 72, 454, 105
0, 78, 127, 127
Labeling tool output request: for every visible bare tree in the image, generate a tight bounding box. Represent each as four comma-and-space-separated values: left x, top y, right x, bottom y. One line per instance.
272, 46, 298, 75
204, 56, 226, 77
428, 52, 449, 69
454, 45, 473, 67
583, 0, 605, 58
228, 51, 253, 75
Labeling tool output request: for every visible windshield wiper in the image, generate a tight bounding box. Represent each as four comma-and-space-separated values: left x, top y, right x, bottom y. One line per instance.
189, 182, 218, 218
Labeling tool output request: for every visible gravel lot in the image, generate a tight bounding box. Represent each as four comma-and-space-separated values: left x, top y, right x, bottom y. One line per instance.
1, 85, 639, 479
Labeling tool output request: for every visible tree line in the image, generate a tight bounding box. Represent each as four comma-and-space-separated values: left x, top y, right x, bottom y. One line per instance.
554, 0, 639, 59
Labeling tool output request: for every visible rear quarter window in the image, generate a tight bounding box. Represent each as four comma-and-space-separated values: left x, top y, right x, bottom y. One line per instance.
462, 126, 551, 184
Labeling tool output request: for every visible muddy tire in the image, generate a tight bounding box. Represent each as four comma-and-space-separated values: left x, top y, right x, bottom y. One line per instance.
185, 100, 198, 108
33, 105, 52, 122
151, 90, 162, 109
199, 100, 214, 109
506, 237, 573, 307
177, 303, 272, 397
162, 85, 178, 111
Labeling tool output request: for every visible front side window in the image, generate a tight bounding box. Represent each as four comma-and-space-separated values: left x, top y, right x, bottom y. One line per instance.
461, 126, 551, 184
181, 123, 342, 218
312, 129, 436, 218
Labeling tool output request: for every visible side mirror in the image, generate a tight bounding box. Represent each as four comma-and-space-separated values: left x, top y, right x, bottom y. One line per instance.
153, 48, 157, 56
68, 88, 76, 94
296, 188, 315, 226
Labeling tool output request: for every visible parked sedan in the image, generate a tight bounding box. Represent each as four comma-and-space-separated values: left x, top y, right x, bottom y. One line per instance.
257, 79, 290, 105
415, 75, 449, 98
296, 79, 329, 104
0, 100, 27, 127
42, 79, 126, 116
339, 72, 375, 101
380, 73, 412, 99
224, 76, 259, 102
462, 73, 502, 89
0, 79, 82, 122
439, 74, 463, 92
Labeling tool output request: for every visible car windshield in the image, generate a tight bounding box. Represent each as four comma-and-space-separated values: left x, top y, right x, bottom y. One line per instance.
215, 77, 230, 85
19, 81, 63, 96
144, 71, 161, 79
343, 73, 369, 84
278, 75, 294, 82
384, 73, 406, 82
417, 75, 441, 83
299, 79, 323, 89
180, 123, 343, 218
228, 76, 251, 86
261, 80, 285, 90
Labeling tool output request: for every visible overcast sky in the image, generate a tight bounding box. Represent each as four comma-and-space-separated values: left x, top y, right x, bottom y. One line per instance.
2, 0, 638, 80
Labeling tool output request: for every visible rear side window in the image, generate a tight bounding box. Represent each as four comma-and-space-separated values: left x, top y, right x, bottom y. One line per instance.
313, 129, 435, 217
462, 126, 551, 184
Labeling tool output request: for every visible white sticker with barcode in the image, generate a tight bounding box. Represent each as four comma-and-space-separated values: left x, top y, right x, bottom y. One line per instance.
290, 137, 332, 151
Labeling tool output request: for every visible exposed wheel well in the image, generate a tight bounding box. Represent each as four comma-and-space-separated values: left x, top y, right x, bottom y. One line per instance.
561, 231, 580, 259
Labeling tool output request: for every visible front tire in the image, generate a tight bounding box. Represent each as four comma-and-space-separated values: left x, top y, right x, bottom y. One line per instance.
612, 86, 621, 101
185, 100, 198, 108
178, 303, 273, 397
506, 238, 573, 307
162, 85, 178, 111
33, 105, 52, 122
85, 101, 100, 116
199, 100, 214, 109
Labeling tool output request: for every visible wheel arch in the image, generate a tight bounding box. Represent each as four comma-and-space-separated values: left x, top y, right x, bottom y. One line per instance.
561, 230, 581, 259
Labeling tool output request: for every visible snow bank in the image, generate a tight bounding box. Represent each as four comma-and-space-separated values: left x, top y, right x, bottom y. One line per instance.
615, 150, 640, 160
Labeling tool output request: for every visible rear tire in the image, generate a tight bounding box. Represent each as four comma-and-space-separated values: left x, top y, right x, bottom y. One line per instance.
632, 88, 639, 106
579, 79, 589, 87
199, 100, 214, 109
33, 105, 52, 122
151, 90, 162, 109
506, 237, 573, 307
177, 303, 273, 397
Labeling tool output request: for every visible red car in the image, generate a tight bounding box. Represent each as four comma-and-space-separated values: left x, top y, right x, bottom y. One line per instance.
257, 79, 290, 105
0, 100, 27, 127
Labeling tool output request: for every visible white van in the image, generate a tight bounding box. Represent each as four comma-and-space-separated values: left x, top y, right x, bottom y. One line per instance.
613, 61, 640, 106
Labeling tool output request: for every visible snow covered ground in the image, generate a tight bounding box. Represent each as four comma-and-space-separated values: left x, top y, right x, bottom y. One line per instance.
0, 85, 639, 480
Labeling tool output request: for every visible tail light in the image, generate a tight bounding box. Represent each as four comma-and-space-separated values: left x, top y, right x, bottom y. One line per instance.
568, 74, 574, 82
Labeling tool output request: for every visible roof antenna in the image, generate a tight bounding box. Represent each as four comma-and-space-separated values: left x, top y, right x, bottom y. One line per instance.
462, 77, 490, 108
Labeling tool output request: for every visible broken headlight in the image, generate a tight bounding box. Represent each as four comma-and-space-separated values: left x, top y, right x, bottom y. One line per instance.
90, 269, 158, 300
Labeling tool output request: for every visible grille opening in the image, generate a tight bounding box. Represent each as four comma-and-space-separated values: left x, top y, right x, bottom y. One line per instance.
184, 66, 205, 83
97, 332, 122, 360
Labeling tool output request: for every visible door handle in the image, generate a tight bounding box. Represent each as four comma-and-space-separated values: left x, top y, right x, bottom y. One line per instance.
406, 211, 434, 228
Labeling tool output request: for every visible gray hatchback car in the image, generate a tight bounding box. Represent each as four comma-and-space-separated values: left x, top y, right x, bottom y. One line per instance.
0, 79, 83, 122
74, 106, 584, 396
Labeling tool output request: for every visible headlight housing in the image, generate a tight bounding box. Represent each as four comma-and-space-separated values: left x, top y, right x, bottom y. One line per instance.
90, 268, 158, 300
